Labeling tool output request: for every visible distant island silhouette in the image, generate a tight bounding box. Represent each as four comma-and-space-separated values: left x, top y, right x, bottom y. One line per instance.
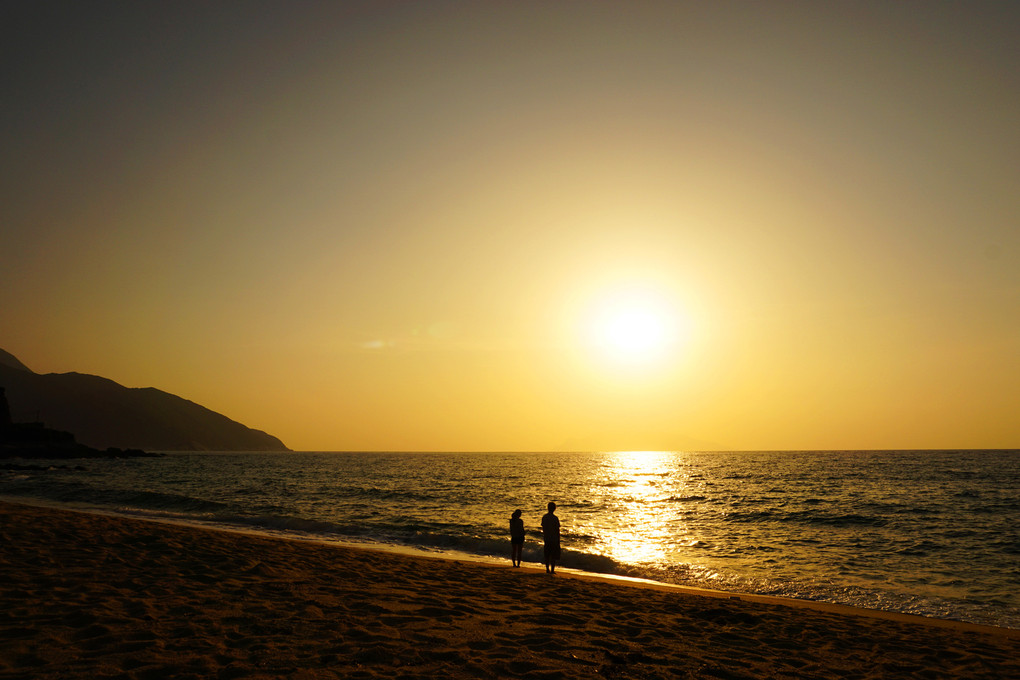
0, 348, 289, 454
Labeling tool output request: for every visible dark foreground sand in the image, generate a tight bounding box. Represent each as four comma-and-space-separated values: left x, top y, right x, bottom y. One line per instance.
1, 500, 1017, 679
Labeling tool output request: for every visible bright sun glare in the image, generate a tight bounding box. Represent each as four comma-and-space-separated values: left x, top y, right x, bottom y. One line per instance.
587, 288, 685, 366
599, 307, 667, 355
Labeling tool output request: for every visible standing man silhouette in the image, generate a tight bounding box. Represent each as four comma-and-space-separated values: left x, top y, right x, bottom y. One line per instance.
541, 501, 560, 574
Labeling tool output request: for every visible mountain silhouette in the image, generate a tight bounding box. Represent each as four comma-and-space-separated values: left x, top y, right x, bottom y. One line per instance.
0, 349, 288, 451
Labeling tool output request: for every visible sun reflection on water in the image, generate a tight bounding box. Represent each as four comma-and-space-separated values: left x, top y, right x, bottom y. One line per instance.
578, 451, 704, 568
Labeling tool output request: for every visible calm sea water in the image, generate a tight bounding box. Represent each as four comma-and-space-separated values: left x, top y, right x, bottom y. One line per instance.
2, 450, 1018, 629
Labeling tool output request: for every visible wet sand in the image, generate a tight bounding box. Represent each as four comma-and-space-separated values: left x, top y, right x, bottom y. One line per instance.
1, 499, 1017, 679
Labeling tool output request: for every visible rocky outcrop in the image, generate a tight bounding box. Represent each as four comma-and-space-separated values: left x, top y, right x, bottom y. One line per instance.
0, 386, 158, 459
0, 350, 289, 452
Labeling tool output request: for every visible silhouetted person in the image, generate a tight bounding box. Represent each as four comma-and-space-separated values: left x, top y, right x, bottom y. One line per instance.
509, 509, 524, 567
541, 501, 560, 574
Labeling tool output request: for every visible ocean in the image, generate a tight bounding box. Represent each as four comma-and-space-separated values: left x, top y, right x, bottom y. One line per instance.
2, 449, 1017, 629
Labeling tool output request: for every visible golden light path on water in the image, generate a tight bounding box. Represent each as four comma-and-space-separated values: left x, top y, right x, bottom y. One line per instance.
578, 451, 704, 568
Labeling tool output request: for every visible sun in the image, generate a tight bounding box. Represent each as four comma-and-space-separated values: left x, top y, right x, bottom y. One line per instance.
587, 288, 684, 366
597, 306, 668, 357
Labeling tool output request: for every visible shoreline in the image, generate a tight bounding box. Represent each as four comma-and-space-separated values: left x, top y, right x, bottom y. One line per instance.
4, 494, 1015, 637
2, 499, 1018, 679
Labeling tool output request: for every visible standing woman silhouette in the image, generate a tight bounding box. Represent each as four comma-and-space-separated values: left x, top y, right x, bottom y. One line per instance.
509, 509, 525, 567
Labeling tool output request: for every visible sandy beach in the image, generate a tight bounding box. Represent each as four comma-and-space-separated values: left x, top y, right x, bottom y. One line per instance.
1, 500, 1017, 679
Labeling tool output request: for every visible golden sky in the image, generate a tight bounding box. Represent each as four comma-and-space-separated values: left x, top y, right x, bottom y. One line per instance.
2, 2, 1017, 451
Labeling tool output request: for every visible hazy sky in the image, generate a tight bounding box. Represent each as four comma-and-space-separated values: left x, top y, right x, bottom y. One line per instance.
3, 1, 1017, 451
